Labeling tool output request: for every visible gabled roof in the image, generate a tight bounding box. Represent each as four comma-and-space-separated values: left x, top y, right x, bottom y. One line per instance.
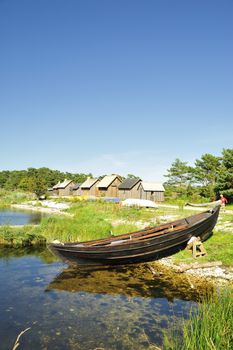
53, 179, 73, 189
80, 178, 99, 189
118, 178, 141, 190
53, 181, 61, 190
141, 182, 165, 192
73, 183, 82, 190
97, 175, 121, 189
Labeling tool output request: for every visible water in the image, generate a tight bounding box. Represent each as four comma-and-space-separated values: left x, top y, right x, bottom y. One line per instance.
0, 248, 213, 350
0, 209, 44, 225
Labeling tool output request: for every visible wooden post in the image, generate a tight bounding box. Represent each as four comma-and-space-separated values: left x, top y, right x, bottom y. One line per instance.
192, 240, 207, 258
186, 236, 207, 258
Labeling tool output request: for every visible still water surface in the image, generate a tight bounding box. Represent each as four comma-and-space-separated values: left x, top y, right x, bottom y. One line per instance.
0, 248, 212, 350
0, 209, 44, 225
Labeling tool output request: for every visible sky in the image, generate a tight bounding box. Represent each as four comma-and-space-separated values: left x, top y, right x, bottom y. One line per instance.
0, 0, 232, 181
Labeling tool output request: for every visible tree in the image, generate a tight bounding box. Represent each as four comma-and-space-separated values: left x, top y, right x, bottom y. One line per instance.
215, 149, 233, 202
31, 176, 48, 198
164, 159, 195, 198
165, 158, 194, 187
19, 176, 35, 192
194, 154, 221, 200
126, 174, 139, 179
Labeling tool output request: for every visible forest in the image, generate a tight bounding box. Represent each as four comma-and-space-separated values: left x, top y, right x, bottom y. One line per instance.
0, 148, 232, 202
164, 148, 233, 202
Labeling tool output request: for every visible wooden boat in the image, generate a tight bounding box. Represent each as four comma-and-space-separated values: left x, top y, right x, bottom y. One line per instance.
49, 205, 220, 266
186, 200, 221, 208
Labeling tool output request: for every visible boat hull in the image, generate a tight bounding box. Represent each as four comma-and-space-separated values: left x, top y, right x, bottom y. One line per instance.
49, 205, 220, 266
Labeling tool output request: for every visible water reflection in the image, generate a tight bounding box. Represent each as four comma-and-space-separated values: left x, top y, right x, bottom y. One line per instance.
47, 264, 214, 302
0, 208, 45, 225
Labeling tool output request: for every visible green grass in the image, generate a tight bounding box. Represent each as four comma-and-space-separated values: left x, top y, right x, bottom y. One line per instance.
0, 189, 32, 207
165, 289, 233, 350
0, 197, 232, 265
172, 230, 233, 266
0, 225, 46, 247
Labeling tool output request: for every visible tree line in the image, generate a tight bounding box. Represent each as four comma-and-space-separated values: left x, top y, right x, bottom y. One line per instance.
164, 148, 233, 202
0, 168, 92, 198
0, 148, 232, 202
0, 167, 139, 198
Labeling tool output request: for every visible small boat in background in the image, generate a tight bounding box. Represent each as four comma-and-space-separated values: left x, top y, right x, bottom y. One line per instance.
186, 200, 221, 208
49, 205, 220, 267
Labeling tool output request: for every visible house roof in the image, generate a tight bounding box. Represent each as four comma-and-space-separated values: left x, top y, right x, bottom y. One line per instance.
97, 175, 121, 188
73, 183, 82, 190
53, 181, 61, 190
80, 178, 99, 189
53, 179, 73, 189
118, 178, 141, 190
141, 182, 165, 192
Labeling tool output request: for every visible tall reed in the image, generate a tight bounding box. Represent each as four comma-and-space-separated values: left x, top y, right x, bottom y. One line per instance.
165, 289, 233, 350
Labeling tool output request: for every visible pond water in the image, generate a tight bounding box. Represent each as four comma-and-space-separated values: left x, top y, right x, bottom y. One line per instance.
0, 209, 44, 225
0, 248, 213, 350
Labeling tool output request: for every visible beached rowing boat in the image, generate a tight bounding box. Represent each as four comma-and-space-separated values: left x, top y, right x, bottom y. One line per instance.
49, 205, 220, 266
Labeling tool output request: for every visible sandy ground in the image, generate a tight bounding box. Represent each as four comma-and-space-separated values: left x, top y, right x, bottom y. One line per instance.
12, 200, 73, 216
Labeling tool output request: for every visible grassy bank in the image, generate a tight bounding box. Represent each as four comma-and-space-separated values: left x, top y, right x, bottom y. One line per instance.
0, 198, 232, 268
165, 289, 233, 350
0, 189, 33, 208
0, 225, 46, 247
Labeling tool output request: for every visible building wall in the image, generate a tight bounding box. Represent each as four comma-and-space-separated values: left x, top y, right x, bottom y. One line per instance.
73, 188, 82, 196
58, 182, 75, 196
139, 185, 164, 202
118, 184, 141, 199
98, 178, 122, 197
81, 181, 100, 197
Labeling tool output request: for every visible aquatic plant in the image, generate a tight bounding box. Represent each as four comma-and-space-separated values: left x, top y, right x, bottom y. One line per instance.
165, 289, 233, 350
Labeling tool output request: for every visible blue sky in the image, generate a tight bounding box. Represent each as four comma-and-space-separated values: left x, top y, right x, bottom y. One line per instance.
0, 0, 232, 181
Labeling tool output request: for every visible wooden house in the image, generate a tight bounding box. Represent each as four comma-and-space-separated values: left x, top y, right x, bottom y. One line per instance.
80, 178, 100, 197
118, 178, 141, 199
72, 183, 82, 196
138, 182, 165, 202
97, 175, 122, 197
53, 179, 75, 196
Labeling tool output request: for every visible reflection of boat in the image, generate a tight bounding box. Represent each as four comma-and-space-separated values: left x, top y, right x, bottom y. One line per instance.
46, 265, 214, 302
186, 200, 221, 208
49, 206, 220, 266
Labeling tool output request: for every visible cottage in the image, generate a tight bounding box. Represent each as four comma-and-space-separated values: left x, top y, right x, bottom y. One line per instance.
118, 178, 141, 200
72, 183, 82, 196
97, 175, 122, 197
53, 179, 75, 196
138, 182, 165, 202
80, 177, 100, 197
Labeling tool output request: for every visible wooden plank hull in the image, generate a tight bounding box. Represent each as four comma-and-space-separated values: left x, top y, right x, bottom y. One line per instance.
49, 205, 220, 266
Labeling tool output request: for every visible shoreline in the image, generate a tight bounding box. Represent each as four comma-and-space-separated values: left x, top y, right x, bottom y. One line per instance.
153, 257, 233, 285
11, 203, 73, 217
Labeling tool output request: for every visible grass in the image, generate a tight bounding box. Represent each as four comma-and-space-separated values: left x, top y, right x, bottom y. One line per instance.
172, 209, 233, 266
0, 189, 32, 207
172, 230, 233, 266
0, 225, 46, 247
165, 289, 233, 350
0, 195, 232, 266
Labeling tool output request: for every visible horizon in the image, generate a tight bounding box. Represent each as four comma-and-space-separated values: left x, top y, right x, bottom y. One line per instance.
1, 0, 232, 181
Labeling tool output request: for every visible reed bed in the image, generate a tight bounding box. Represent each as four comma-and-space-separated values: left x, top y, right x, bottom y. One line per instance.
0, 189, 32, 207
0, 225, 46, 247
165, 289, 233, 350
